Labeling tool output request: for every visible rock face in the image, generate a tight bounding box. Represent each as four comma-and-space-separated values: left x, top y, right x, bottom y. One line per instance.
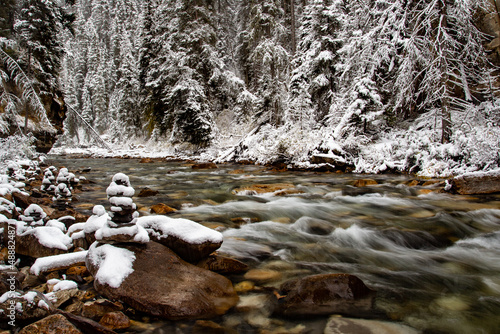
98, 311, 130, 330
81, 299, 123, 320
275, 274, 376, 318
87, 241, 238, 320
449, 170, 500, 195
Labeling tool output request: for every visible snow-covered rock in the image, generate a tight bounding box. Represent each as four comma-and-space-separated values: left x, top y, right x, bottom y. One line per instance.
86, 241, 238, 320
95, 222, 149, 244
30, 251, 88, 276
16, 226, 73, 258
86, 243, 136, 288
449, 168, 500, 195
137, 216, 223, 262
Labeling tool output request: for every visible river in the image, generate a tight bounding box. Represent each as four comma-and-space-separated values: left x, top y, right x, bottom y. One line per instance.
48, 156, 500, 333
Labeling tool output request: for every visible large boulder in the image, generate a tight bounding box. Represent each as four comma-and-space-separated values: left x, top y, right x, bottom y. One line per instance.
137, 216, 223, 263
274, 273, 376, 318
86, 241, 238, 320
449, 169, 500, 195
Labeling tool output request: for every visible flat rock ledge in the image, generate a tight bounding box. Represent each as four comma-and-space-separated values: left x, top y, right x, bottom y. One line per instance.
86, 241, 238, 320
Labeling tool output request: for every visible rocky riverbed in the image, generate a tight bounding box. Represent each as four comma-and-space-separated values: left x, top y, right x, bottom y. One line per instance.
1, 157, 500, 333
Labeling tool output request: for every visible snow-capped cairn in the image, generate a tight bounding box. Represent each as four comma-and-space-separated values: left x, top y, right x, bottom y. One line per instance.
107, 173, 137, 225
94, 173, 149, 244
56, 167, 71, 185
53, 167, 72, 210
40, 167, 57, 194
55, 167, 77, 188
19, 204, 47, 227
54, 183, 72, 206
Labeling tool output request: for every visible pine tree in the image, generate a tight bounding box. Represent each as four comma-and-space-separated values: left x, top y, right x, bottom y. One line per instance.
288, 0, 344, 127
238, 0, 289, 126
14, 0, 74, 95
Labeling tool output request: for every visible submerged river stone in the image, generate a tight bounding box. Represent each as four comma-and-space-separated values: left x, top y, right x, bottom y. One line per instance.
88, 241, 238, 320
275, 273, 376, 318
324, 317, 419, 334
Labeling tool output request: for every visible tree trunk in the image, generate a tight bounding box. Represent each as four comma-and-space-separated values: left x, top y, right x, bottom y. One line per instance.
438, 0, 452, 144
24, 47, 31, 135
290, 0, 296, 54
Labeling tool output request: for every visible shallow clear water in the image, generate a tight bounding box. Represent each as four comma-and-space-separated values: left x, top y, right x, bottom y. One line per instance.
49, 156, 500, 333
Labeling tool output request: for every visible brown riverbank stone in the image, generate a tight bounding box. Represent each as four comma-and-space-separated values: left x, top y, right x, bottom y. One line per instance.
275, 273, 376, 318
87, 241, 238, 320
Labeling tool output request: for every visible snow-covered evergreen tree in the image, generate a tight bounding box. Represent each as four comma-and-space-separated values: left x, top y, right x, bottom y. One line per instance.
238, 0, 290, 126
288, 0, 344, 127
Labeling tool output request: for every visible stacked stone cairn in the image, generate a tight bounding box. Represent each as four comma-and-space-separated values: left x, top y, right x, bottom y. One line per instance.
41, 167, 57, 194
53, 168, 72, 210
19, 204, 47, 227
95, 173, 147, 244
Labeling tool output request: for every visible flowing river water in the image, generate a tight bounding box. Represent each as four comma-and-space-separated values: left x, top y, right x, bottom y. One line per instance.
48, 156, 500, 333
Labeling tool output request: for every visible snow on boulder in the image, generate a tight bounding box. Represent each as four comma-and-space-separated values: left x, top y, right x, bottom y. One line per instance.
83, 205, 109, 245
0, 197, 17, 219
31, 251, 88, 276
87, 241, 238, 320
45, 219, 67, 232
448, 169, 500, 195
86, 243, 136, 288
95, 222, 149, 244
16, 226, 73, 258
137, 216, 223, 263
84, 205, 108, 234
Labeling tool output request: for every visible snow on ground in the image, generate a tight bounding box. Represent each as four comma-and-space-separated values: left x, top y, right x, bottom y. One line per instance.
137, 215, 223, 244
87, 243, 136, 288
31, 251, 88, 276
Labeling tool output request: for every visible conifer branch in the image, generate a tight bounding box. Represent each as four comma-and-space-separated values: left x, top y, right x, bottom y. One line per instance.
0, 47, 55, 133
